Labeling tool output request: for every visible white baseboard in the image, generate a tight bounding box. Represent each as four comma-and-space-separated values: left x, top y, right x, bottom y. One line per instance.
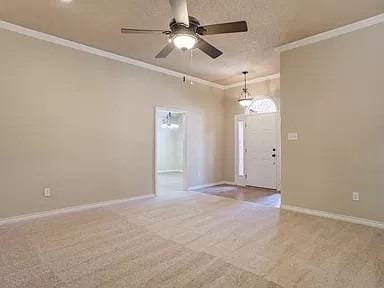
188, 181, 236, 191
223, 181, 236, 186
0, 194, 154, 226
281, 204, 384, 229
157, 170, 184, 173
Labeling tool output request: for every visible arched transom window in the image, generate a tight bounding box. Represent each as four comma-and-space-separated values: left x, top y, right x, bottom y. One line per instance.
248, 98, 277, 114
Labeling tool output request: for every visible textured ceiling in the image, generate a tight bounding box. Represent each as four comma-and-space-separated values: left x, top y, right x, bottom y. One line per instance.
0, 0, 383, 85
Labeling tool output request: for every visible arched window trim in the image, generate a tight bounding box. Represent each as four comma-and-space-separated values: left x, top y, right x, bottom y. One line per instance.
246, 96, 278, 115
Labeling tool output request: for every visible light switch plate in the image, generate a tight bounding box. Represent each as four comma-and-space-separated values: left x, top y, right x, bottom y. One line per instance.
44, 187, 51, 197
288, 132, 298, 141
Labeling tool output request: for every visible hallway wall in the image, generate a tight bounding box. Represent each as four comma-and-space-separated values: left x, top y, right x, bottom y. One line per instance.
157, 114, 184, 172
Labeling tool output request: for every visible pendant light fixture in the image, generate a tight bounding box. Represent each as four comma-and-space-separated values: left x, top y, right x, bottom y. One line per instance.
238, 71, 253, 107
161, 112, 180, 129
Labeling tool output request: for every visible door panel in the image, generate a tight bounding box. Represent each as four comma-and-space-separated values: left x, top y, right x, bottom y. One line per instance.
246, 113, 277, 189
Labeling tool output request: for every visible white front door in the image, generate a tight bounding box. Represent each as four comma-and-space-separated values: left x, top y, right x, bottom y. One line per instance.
245, 113, 278, 189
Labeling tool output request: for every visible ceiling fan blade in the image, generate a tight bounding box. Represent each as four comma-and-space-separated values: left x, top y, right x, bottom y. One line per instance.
169, 0, 189, 26
196, 38, 223, 59
198, 21, 248, 35
121, 28, 169, 34
155, 43, 175, 58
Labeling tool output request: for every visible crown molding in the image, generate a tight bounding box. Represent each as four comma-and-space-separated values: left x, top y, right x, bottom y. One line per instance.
0, 20, 281, 89
0, 20, 226, 90
275, 13, 384, 53
223, 73, 280, 89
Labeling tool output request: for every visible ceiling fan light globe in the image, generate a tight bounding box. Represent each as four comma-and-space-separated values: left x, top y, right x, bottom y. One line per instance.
173, 34, 197, 50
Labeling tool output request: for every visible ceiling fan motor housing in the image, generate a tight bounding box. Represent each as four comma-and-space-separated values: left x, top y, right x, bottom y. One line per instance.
169, 16, 201, 37
169, 16, 201, 50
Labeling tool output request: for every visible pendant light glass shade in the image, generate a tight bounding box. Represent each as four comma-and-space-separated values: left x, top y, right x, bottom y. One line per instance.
238, 98, 253, 107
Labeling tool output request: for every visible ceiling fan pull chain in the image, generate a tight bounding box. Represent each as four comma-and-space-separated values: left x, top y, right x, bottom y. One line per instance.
183, 50, 187, 83
189, 49, 194, 85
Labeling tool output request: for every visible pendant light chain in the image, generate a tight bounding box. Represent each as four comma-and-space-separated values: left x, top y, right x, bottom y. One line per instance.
238, 71, 253, 107
244, 72, 247, 92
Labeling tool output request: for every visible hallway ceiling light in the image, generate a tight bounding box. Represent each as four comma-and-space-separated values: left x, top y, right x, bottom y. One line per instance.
161, 112, 180, 129
238, 71, 253, 107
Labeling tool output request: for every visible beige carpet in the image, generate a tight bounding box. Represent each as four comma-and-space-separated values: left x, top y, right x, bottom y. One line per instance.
0, 191, 383, 288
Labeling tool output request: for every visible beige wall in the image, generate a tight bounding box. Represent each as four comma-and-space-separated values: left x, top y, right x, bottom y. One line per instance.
0, 29, 225, 218
281, 23, 384, 221
223, 79, 280, 182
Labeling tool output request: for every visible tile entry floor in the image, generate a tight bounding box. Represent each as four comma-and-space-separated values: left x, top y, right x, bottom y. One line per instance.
194, 185, 281, 208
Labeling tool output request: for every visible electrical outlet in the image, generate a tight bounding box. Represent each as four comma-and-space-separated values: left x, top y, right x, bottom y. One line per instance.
44, 187, 51, 197
197, 169, 201, 177
352, 192, 359, 201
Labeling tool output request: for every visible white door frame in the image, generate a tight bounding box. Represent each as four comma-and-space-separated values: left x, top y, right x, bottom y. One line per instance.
234, 112, 281, 191
154, 106, 188, 195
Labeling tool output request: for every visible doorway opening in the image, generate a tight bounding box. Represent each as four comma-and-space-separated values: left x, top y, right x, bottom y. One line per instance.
155, 107, 187, 195
234, 97, 281, 207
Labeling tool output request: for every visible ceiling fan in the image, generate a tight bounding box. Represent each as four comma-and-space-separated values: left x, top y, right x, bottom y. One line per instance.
121, 0, 248, 59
